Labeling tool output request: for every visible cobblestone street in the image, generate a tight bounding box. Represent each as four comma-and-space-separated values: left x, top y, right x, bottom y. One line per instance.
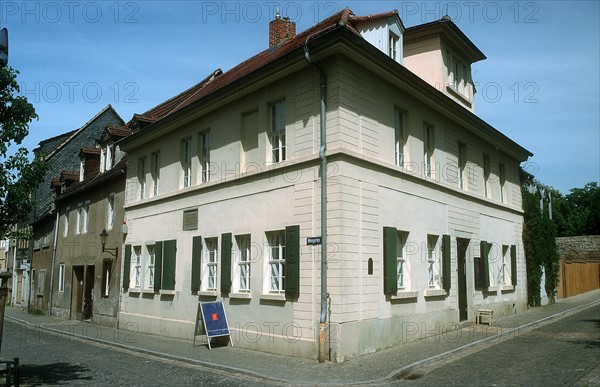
398, 305, 600, 386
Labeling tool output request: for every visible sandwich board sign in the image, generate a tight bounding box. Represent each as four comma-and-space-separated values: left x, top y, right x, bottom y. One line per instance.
193, 301, 232, 350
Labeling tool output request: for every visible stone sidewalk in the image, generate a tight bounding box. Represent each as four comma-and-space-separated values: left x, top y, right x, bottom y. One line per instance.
4, 290, 599, 385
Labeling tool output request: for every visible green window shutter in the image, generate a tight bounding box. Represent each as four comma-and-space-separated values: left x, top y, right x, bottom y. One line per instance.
481, 241, 490, 288
511, 245, 517, 286
162, 239, 177, 291
191, 236, 202, 293
383, 226, 398, 294
221, 233, 232, 294
123, 244, 131, 290
442, 235, 451, 292
154, 241, 163, 293
285, 225, 300, 298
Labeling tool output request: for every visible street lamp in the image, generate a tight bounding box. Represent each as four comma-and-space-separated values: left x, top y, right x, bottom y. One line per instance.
99, 228, 118, 256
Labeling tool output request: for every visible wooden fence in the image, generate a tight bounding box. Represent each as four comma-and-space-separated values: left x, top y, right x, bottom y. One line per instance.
557, 261, 600, 299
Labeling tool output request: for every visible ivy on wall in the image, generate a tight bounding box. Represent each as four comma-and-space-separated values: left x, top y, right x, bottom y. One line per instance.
522, 186, 559, 306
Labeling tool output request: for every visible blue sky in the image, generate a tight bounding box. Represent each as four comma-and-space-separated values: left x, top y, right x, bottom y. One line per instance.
2, 1, 598, 194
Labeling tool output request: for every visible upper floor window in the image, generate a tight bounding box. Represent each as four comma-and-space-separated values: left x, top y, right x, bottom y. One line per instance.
499, 163, 506, 203
101, 144, 113, 172
182, 138, 192, 188
423, 123, 435, 178
151, 152, 160, 197
483, 154, 491, 198
389, 32, 399, 60
458, 141, 467, 190
79, 158, 85, 181
447, 51, 470, 99
63, 207, 70, 237
270, 101, 286, 163
107, 193, 115, 230
138, 157, 146, 200
394, 109, 406, 167
199, 130, 211, 183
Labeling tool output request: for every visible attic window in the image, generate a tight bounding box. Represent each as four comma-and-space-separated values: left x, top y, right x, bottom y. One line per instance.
389, 32, 399, 60
79, 158, 85, 181
100, 144, 113, 173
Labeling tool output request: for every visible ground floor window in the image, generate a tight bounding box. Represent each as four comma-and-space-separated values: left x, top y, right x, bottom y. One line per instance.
267, 231, 285, 293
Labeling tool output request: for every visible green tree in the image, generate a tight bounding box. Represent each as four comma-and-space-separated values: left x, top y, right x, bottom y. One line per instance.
552, 182, 600, 237
0, 66, 47, 238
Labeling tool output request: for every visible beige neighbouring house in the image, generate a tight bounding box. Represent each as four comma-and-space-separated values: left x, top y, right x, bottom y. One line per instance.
118, 9, 532, 361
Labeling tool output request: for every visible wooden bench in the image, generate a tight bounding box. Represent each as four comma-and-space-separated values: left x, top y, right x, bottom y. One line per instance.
476, 309, 494, 326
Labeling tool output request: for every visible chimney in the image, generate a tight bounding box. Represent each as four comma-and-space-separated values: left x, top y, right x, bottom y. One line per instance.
269, 12, 296, 48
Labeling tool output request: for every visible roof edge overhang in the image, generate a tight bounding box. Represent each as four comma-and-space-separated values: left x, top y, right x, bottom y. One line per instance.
121, 25, 530, 162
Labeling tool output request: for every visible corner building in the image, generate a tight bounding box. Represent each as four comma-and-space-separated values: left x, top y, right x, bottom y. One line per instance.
118, 10, 532, 361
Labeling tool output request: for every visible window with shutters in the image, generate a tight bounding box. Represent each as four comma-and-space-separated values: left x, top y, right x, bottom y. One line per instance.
203, 238, 218, 291
396, 231, 409, 289
426, 235, 441, 288
475, 241, 491, 290
500, 245, 512, 285
234, 235, 251, 293
267, 230, 285, 293
37, 269, 46, 296
131, 246, 142, 288
145, 244, 155, 290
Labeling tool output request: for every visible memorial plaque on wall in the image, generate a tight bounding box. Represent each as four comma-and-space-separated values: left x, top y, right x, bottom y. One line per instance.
183, 208, 198, 230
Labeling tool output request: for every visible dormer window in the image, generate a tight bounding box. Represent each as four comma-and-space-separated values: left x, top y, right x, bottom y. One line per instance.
100, 144, 113, 173
447, 51, 470, 99
389, 32, 399, 60
79, 158, 85, 181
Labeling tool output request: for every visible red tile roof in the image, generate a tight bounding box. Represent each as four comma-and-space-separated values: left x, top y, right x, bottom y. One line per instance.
131, 8, 358, 125
106, 125, 133, 138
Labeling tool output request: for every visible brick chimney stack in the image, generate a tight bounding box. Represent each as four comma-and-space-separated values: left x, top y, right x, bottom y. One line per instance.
269, 12, 296, 48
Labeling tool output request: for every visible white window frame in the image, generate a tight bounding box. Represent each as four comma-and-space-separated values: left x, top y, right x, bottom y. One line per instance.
483, 154, 491, 198
131, 246, 142, 288
499, 163, 506, 203
182, 138, 192, 188
151, 151, 160, 197
63, 207, 70, 237
107, 193, 115, 230
79, 158, 85, 181
396, 231, 409, 289
203, 238, 218, 291
100, 147, 107, 173
267, 231, 285, 293
101, 260, 111, 297
234, 235, 251, 293
427, 235, 441, 288
138, 157, 146, 200
458, 141, 467, 190
106, 145, 113, 170
58, 263, 65, 293
394, 108, 406, 167
389, 32, 399, 60
199, 131, 211, 183
145, 244, 155, 290
82, 201, 90, 234
76, 203, 82, 235
270, 101, 286, 163
500, 245, 510, 285
424, 123, 434, 178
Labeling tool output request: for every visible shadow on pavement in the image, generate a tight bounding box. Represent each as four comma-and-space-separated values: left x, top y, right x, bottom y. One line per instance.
18, 363, 92, 386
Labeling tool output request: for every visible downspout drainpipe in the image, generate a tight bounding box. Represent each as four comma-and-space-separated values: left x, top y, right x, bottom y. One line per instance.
304, 38, 328, 363
48, 210, 59, 316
